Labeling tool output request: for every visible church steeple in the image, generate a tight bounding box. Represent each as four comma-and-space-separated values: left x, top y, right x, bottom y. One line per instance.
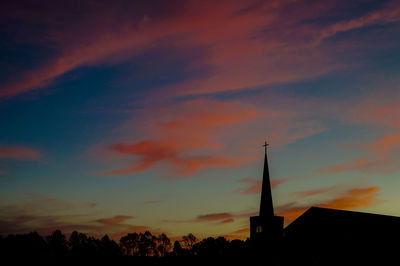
260, 141, 274, 217
249, 141, 283, 256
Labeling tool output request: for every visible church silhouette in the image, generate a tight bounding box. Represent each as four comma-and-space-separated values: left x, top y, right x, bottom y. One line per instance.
250, 142, 400, 266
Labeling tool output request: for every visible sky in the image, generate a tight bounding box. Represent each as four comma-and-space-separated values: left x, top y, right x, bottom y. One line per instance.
1, 0, 400, 241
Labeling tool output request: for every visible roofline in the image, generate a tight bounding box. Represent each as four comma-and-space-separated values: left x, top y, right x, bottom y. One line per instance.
284, 206, 400, 230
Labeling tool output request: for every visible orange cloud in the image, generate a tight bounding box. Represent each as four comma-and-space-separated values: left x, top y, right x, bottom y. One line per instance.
97, 215, 134, 226
223, 227, 250, 240
277, 186, 381, 225
318, 187, 381, 210
290, 186, 336, 198
232, 228, 250, 234
196, 213, 233, 222
219, 218, 234, 224
0, 144, 42, 161
370, 134, 400, 156
315, 158, 370, 174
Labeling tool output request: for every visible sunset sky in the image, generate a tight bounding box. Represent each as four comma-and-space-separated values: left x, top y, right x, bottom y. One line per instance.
1, 0, 400, 241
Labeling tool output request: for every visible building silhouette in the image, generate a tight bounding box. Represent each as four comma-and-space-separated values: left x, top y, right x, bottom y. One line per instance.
284, 206, 400, 265
250, 142, 400, 265
249, 142, 283, 264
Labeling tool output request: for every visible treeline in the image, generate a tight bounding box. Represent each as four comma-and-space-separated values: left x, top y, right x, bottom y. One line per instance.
0, 230, 252, 265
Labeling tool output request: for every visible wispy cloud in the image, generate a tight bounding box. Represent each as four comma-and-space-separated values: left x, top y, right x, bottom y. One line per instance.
0, 144, 42, 161
315, 133, 400, 174
316, 0, 400, 45
3, 0, 395, 98
277, 186, 381, 225
196, 213, 233, 222
97, 215, 134, 226
96, 99, 258, 177
90, 96, 326, 178
290, 186, 338, 198
0, 192, 147, 240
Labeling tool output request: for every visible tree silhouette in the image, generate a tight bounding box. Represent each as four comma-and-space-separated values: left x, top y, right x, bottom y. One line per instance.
100, 234, 121, 257
46, 230, 68, 256
138, 231, 156, 256
156, 233, 171, 256
120, 232, 139, 256
173, 240, 184, 256
182, 233, 197, 250
192, 236, 230, 257
0, 229, 253, 265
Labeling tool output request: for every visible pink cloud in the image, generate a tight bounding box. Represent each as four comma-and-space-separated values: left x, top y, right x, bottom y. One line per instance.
98, 99, 258, 177
3, 1, 396, 99
0, 144, 42, 161
90, 96, 326, 178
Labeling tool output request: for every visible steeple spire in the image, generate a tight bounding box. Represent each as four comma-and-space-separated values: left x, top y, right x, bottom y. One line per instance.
260, 141, 274, 217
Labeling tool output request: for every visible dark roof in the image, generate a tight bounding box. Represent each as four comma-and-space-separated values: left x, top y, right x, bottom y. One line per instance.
282, 207, 400, 265
285, 206, 400, 237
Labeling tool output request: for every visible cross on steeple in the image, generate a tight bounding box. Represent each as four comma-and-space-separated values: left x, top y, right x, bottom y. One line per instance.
262, 141, 269, 154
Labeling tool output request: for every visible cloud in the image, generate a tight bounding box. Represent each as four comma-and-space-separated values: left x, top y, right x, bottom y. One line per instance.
109, 140, 240, 176
97, 215, 134, 226
290, 186, 337, 198
316, 0, 400, 44
194, 209, 258, 225
91, 96, 326, 178
2, 0, 390, 98
315, 158, 371, 174
219, 218, 234, 224
222, 227, 250, 240
0, 144, 42, 161
235, 177, 288, 195
232, 228, 250, 234
315, 133, 400, 174
277, 186, 381, 225
0, 194, 147, 240
196, 213, 233, 222
98, 99, 258, 177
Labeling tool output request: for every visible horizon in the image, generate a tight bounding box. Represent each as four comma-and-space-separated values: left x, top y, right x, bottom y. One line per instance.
1, 0, 400, 241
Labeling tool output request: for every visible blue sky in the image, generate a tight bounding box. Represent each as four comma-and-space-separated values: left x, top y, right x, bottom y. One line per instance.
1, 0, 400, 240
